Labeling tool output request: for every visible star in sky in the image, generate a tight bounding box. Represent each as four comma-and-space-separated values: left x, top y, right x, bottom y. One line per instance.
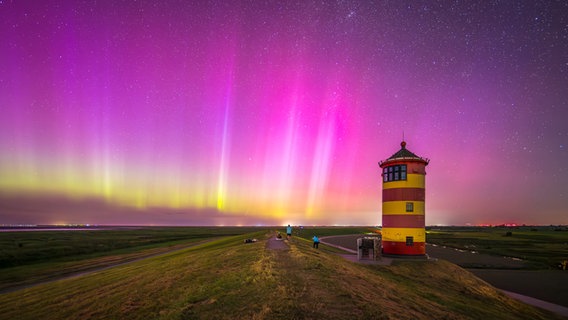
0, 0, 566, 226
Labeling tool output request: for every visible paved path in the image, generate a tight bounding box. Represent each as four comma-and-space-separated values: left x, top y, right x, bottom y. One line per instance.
319, 235, 393, 265
319, 235, 357, 253
502, 290, 568, 318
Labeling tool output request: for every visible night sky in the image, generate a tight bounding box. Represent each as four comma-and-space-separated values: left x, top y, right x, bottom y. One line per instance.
1, 1, 567, 226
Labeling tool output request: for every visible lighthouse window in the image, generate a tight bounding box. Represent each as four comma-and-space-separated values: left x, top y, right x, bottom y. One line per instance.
383, 165, 407, 182
406, 202, 414, 212
406, 236, 414, 246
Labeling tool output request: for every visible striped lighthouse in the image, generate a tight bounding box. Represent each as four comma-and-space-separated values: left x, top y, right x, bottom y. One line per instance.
379, 141, 429, 256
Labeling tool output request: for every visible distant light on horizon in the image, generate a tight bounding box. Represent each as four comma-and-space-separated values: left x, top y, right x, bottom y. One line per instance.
0, 1, 567, 226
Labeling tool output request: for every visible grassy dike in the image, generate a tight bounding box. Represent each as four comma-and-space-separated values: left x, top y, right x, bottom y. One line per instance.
0, 231, 562, 320
0, 238, 209, 292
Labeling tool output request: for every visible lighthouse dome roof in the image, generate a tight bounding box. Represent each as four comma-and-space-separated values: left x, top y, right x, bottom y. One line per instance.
379, 141, 429, 167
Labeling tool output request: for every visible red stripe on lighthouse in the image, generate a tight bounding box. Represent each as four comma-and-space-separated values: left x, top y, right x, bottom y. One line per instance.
382, 215, 425, 228
383, 188, 425, 201
382, 241, 425, 255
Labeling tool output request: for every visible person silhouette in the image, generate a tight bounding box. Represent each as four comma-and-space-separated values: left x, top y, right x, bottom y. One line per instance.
312, 235, 320, 249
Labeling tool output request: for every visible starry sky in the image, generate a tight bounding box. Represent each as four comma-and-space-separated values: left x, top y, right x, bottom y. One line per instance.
1, 0, 567, 226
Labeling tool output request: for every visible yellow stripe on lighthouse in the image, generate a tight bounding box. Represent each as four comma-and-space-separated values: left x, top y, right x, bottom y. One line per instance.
382, 201, 425, 215
382, 174, 425, 189
381, 228, 426, 242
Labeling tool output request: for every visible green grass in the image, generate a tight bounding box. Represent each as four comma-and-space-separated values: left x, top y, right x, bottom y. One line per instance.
426, 226, 568, 268
0, 229, 562, 319
0, 238, 209, 292
0, 227, 261, 268
0, 227, 264, 292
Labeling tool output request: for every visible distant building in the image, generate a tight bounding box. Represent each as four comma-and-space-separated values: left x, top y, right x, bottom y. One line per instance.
379, 141, 429, 256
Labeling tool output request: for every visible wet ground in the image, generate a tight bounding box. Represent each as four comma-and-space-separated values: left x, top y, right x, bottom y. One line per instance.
469, 269, 568, 308
427, 243, 526, 268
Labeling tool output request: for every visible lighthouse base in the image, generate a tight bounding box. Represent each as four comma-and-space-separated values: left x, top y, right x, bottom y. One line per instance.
382, 241, 425, 256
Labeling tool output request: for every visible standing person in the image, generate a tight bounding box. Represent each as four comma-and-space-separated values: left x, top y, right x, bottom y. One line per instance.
312, 235, 320, 249
286, 224, 293, 239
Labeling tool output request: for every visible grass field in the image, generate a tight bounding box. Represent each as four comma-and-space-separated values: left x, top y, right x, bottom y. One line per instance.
426, 226, 568, 269
0, 227, 262, 292
0, 228, 563, 319
0, 227, 261, 267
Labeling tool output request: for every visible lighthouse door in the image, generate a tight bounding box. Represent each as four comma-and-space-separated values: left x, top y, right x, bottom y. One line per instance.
406, 236, 414, 246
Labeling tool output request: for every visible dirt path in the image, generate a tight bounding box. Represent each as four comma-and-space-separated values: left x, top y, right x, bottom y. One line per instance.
0, 238, 216, 294
266, 235, 289, 250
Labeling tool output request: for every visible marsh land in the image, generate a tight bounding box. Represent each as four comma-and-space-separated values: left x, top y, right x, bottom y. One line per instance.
0, 226, 566, 319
